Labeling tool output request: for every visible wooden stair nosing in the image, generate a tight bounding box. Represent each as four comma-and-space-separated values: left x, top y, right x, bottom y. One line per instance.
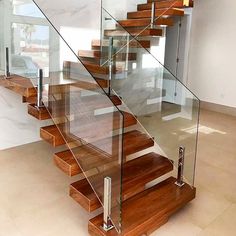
69, 152, 173, 212
139, 0, 194, 11
54, 150, 82, 176
0, 75, 36, 98
27, 103, 51, 120
78, 50, 137, 61
91, 39, 151, 49
104, 28, 163, 37
40, 125, 65, 147
118, 17, 174, 28
127, 8, 184, 19
88, 177, 196, 236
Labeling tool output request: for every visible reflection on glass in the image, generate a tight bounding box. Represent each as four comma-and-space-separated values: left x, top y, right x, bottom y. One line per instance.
11, 23, 49, 77
12, 0, 44, 18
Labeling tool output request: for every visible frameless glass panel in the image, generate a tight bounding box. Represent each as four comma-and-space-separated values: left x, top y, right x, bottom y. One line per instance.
100, 8, 200, 187
11, 23, 49, 77
0, 0, 124, 231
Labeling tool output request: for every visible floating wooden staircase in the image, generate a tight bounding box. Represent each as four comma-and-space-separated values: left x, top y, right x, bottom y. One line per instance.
0, 1, 196, 236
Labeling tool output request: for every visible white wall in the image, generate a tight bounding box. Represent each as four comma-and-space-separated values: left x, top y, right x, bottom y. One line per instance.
187, 0, 236, 108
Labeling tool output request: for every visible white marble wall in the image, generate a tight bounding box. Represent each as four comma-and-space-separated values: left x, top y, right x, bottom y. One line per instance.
0, 86, 51, 150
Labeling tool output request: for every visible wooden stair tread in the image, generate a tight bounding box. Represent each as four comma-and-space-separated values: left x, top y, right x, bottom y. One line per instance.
53, 112, 138, 176
27, 104, 51, 120
54, 150, 82, 176
40, 125, 65, 147
0, 75, 36, 97
127, 8, 184, 19
64, 111, 137, 143
78, 50, 137, 61
68, 130, 154, 174
70, 152, 173, 212
89, 130, 154, 157
91, 39, 151, 49
88, 177, 196, 236
118, 18, 174, 28
139, 0, 194, 11
46, 94, 122, 120
104, 28, 163, 37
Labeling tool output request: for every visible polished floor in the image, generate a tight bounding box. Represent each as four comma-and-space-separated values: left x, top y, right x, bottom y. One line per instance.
0, 109, 236, 235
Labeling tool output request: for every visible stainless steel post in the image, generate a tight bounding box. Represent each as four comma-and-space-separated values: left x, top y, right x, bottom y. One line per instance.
103, 177, 114, 231
37, 69, 44, 108
175, 146, 185, 187
5, 47, 10, 78
108, 37, 113, 96
151, 2, 156, 29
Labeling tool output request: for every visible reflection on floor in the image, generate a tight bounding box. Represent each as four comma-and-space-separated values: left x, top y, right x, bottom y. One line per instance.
0, 109, 235, 236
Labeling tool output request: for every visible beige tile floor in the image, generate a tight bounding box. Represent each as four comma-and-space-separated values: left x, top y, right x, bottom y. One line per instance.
0, 109, 236, 236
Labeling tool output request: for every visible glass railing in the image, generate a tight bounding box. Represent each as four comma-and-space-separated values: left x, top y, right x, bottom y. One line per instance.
0, 0, 199, 233
100, 0, 186, 66
0, 0, 125, 232
99, 6, 200, 187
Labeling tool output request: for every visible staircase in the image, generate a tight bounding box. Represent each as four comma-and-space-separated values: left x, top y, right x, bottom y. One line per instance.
0, 0, 199, 235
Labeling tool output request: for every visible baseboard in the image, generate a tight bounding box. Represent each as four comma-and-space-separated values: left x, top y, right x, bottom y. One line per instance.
201, 101, 236, 117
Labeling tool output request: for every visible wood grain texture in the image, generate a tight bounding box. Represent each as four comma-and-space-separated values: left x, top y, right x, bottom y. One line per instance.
118, 18, 174, 28
140, 0, 194, 10
0, 75, 36, 97
127, 8, 184, 19
40, 125, 65, 147
54, 150, 82, 176
88, 177, 196, 236
70, 153, 173, 212
78, 50, 137, 62
91, 39, 151, 50
27, 104, 51, 120
70, 178, 101, 212
104, 28, 163, 37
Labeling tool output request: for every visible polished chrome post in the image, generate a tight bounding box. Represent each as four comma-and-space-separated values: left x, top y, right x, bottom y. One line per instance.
108, 37, 113, 96
125, 34, 130, 71
37, 69, 44, 108
5, 47, 10, 78
103, 177, 114, 231
150, 1, 156, 29
175, 146, 185, 187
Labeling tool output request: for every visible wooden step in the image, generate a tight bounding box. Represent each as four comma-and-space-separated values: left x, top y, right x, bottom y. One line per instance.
70, 178, 101, 212
54, 150, 82, 176
27, 104, 51, 120
22, 95, 37, 104
147, 0, 193, 6
139, 0, 194, 11
54, 112, 137, 176
88, 177, 196, 236
91, 39, 151, 50
127, 8, 184, 19
78, 50, 137, 61
70, 152, 173, 212
118, 17, 174, 28
91, 130, 154, 158
104, 28, 163, 37
67, 111, 137, 143
40, 125, 65, 147
0, 75, 36, 98
68, 130, 154, 174
46, 94, 122, 120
